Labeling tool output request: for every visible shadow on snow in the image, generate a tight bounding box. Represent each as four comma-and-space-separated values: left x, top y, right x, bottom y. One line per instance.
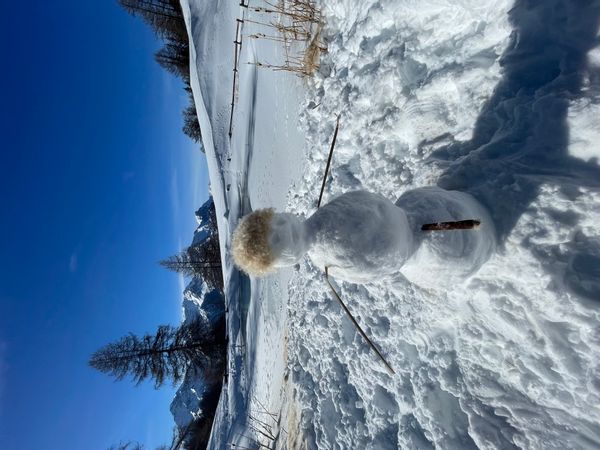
429, 0, 600, 301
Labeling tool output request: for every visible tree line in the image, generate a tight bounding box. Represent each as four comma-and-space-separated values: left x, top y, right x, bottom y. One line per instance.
118, 0, 202, 143
94, 200, 225, 449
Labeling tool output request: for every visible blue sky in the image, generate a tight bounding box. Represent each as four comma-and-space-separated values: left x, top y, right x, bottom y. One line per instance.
0, 1, 209, 449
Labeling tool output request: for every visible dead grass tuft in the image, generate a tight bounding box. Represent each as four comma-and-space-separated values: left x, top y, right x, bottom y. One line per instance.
248, 0, 326, 77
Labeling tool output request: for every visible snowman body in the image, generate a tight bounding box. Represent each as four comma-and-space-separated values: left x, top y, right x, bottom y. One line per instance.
395, 187, 496, 289
299, 188, 495, 288
305, 191, 414, 283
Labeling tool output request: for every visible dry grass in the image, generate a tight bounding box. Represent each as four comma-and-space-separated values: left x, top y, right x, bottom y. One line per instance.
248, 0, 326, 77
302, 24, 324, 75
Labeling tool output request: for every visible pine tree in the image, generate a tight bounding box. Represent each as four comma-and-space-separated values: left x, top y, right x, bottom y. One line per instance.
160, 236, 223, 289
118, 0, 182, 24
117, 0, 202, 146
118, 0, 187, 40
182, 104, 202, 143
107, 441, 171, 450
107, 442, 145, 450
89, 319, 224, 389
155, 42, 190, 80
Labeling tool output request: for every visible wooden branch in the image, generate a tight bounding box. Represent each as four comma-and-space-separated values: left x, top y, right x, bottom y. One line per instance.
229, 19, 243, 138
421, 219, 481, 231
317, 115, 340, 208
325, 267, 395, 375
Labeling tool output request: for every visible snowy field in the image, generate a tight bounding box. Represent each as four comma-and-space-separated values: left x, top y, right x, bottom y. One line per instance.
181, 0, 600, 448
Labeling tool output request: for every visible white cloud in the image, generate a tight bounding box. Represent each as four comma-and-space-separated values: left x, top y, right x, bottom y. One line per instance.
69, 252, 78, 273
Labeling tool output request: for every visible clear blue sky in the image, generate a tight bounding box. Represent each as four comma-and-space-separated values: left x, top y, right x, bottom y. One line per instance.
0, 1, 209, 449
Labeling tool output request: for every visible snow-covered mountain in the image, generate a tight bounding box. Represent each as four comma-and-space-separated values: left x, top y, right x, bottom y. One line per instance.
170, 198, 225, 433
181, 0, 600, 448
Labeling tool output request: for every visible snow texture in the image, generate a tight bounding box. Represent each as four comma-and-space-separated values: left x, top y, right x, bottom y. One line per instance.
181, 0, 600, 448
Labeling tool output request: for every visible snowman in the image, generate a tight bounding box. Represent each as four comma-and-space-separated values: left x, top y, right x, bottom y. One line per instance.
232, 187, 495, 290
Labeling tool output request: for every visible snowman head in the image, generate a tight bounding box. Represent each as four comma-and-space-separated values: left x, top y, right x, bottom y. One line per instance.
232, 209, 307, 276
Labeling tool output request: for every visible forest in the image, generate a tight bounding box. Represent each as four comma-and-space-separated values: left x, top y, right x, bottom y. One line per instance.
119, 0, 202, 143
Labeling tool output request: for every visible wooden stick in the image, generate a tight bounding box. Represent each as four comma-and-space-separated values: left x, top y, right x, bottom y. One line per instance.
421, 219, 481, 231
317, 115, 340, 208
229, 20, 243, 139
325, 267, 395, 375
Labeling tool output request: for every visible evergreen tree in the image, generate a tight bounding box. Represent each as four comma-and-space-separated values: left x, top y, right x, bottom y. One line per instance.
155, 42, 190, 80
118, 0, 187, 41
107, 442, 145, 450
117, 0, 203, 146
182, 104, 202, 143
160, 235, 223, 289
89, 319, 224, 389
107, 441, 171, 450
160, 201, 222, 288
118, 0, 181, 24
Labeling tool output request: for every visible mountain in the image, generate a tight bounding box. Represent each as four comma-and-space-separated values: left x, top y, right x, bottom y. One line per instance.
169, 197, 225, 444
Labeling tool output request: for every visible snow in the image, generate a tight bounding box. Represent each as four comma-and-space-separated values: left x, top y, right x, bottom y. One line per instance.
305, 190, 415, 284
397, 187, 495, 290
181, 0, 600, 448
179, 0, 306, 447
269, 213, 311, 269
281, 187, 494, 287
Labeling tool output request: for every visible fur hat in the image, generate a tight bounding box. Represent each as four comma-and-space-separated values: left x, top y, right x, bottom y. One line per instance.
232, 208, 276, 276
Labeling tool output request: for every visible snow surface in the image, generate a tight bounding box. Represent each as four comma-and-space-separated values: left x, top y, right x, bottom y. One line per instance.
179, 0, 306, 448
181, 0, 600, 448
